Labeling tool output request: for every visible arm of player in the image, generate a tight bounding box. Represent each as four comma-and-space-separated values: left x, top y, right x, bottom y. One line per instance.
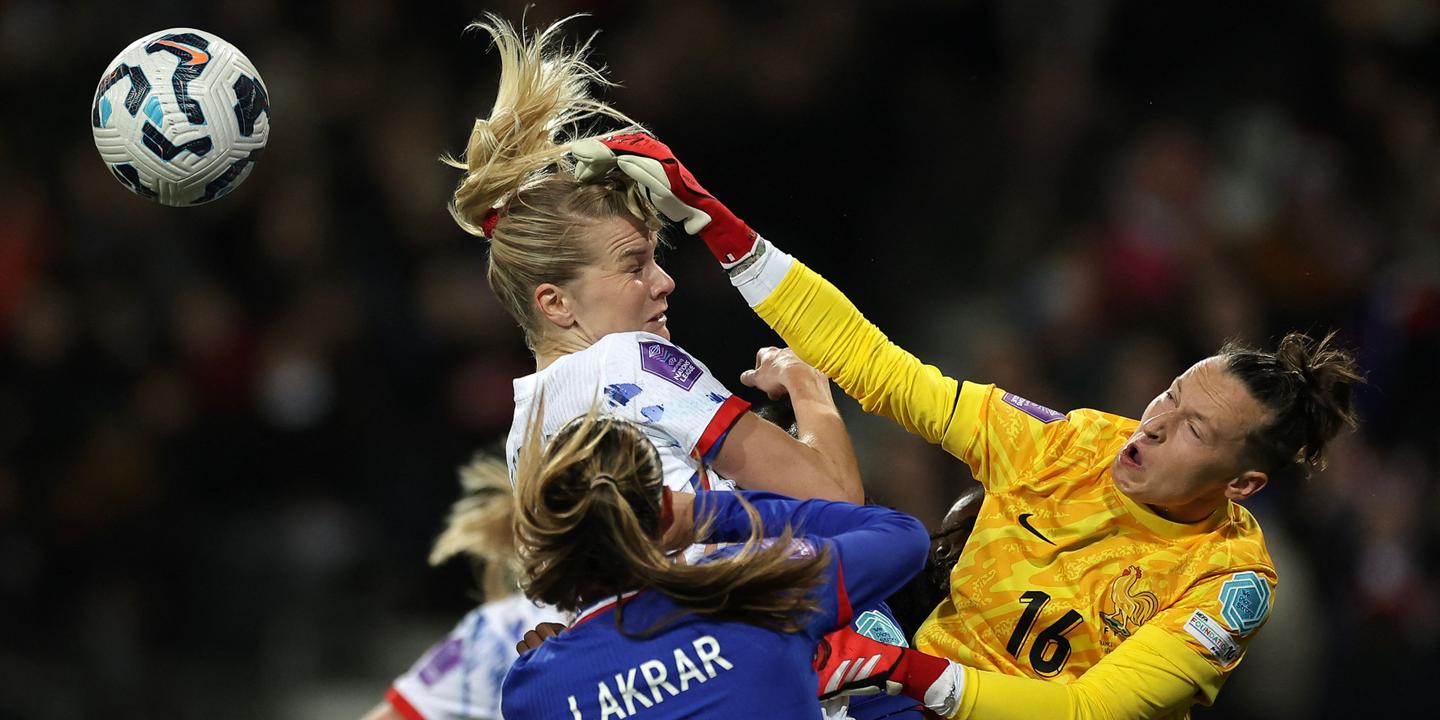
714, 412, 863, 504
712, 347, 863, 503
696, 490, 929, 613
816, 622, 1221, 720
731, 249, 1091, 492
945, 624, 1222, 720
736, 249, 964, 450
578, 136, 963, 450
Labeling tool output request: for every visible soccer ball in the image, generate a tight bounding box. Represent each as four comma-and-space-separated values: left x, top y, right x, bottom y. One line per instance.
91, 28, 270, 206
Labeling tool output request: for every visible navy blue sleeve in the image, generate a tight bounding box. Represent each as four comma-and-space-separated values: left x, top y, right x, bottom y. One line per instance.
695, 490, 929, 629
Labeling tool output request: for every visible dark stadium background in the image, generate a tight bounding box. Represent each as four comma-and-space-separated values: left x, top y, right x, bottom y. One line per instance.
1, 0, 1436, 716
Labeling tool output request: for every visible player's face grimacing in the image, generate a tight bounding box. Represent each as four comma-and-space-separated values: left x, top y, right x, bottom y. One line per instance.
1112, 356, 1271, 523
565, 216, 676, 341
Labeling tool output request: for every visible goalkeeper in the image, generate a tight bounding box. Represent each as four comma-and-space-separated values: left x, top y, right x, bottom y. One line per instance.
573, 135, 1363, 719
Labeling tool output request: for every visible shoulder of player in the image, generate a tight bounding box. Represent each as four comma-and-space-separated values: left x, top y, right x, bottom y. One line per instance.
595, 332, 718, 394
1168, 512, 1277, 597
1041, 406, 1138, 458
1065, 407, 1139, 433
977, 385, 1137, 442
1181, 559, 1279, 612
528, 332, 683, 382
499, 649, 539, 692
1214, 504, 1277, 568
583, 331, 697, 366
992, 393, 1137, 486
592, 329, 682, 350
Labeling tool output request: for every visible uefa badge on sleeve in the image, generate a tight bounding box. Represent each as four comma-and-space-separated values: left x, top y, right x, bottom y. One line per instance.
1217, 571, 1271, 635
853, 609, 909, 648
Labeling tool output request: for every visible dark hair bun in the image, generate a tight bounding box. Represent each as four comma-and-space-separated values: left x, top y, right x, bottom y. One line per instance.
1222, 331, 1364, 478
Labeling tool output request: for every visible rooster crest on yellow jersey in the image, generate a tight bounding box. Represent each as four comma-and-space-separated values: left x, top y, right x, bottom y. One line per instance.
1098, 565, 1160, 647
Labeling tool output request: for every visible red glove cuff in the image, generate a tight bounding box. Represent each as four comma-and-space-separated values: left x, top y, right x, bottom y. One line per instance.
892, 645, 950, 703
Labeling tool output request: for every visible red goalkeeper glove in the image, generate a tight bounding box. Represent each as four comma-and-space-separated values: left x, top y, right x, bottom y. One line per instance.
572, 133, 759, 267
814, 627, 960, 712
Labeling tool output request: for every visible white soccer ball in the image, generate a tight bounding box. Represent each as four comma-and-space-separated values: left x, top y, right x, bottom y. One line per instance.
91, 28, 271, 206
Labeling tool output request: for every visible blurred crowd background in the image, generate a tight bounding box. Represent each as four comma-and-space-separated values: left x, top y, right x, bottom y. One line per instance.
1, 0, 1436, 717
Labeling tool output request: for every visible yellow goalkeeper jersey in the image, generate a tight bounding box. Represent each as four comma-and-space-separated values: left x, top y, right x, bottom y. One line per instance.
918, 382, 1276, 699
740, 248, 1277, 718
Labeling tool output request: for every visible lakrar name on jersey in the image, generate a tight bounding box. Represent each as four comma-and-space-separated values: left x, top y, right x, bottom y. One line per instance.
564, 635, 733, 719
639, 341, 702, 390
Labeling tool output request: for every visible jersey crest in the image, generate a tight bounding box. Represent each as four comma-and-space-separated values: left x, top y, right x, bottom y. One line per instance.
1218, 571, 1271, 635
1098, 565, 1159, 648
854, 609, 909, 648
639, 341, 703, 390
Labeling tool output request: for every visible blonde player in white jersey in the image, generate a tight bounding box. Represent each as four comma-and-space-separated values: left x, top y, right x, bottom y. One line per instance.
451, 15, 861, 510
364, 15, 866, 720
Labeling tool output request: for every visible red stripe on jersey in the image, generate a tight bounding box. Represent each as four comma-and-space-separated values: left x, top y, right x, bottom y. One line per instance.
834, 560, 854, 627
386, 686, 425, 720
696, 395, 750, 459
570, 590, 643, 630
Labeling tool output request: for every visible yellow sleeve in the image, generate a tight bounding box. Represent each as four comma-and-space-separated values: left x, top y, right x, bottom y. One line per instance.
752, 258, 960, 446
1145, 567, 1277, 683
752, 259, 1131, 492
951, 625, 1222, 720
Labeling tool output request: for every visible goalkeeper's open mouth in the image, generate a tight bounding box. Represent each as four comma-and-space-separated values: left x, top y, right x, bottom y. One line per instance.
1121, 442, 1143, 468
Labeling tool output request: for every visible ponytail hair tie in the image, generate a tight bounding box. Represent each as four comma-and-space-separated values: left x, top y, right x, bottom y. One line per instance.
480, 208, 501, 238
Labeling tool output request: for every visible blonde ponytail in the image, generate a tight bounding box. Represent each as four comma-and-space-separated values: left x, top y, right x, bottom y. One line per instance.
429, 453, 519, 601
447, 15, 659, 352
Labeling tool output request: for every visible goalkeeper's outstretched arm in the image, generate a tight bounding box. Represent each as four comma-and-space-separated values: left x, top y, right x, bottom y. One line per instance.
820, 624, 1216, 720
731, 243, 961, 448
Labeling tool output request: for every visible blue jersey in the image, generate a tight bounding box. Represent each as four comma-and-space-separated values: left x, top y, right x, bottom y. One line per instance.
500, 491, 928, 720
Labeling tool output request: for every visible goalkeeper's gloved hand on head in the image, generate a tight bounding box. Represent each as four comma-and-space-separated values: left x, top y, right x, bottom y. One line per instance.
814, 627, 962, 715
572, 133, 759, 268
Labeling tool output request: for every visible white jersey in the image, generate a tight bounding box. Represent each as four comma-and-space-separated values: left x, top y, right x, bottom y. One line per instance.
505, 331, 751, 495
388, 595, 567, 720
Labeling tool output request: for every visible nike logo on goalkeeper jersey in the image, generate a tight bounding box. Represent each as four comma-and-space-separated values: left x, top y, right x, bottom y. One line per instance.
1017, 514, 1055, 545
